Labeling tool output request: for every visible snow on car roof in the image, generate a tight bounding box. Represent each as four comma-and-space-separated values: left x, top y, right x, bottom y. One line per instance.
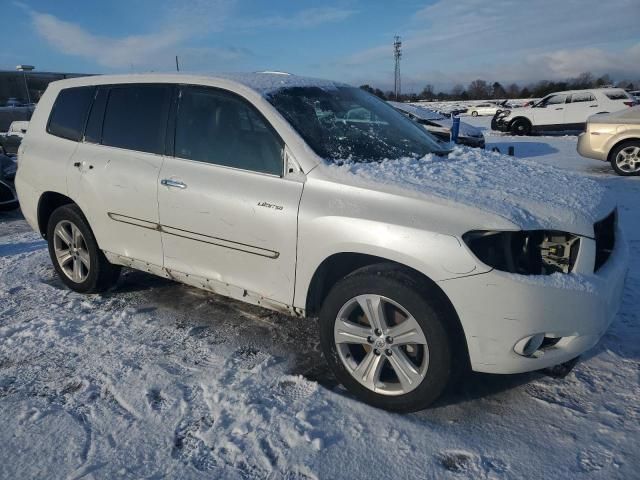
50, 72, 349, 97
387, 101, 446, 121
213, 72, 348, 96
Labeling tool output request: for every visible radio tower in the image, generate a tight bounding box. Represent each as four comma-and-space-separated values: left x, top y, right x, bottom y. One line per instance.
393, 35, 402, 100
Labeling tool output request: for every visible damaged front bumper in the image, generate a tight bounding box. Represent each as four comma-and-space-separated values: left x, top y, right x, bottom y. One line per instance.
439, 225, 629, 374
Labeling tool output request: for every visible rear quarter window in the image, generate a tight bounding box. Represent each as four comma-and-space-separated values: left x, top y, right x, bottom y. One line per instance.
604, 91, 630, 100
47, 86, 96, 141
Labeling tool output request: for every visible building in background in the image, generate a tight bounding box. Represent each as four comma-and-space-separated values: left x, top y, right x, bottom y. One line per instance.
0, 69, 92, 131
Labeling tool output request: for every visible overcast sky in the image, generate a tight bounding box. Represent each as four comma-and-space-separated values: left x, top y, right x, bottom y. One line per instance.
3, 0, 639, 92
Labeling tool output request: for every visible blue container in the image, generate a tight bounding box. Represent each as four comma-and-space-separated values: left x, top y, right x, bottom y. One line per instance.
451, 116, 460, 144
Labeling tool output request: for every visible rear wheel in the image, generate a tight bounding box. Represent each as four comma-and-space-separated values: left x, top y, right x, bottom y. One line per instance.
471, 111, 478, 117
510, 118, 531, 136
319, 265, 455, 412
47, 204, 121, 293
610, 141, 640, 176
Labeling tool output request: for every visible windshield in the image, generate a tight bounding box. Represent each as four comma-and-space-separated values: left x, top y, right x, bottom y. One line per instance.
266, 86, 446, 163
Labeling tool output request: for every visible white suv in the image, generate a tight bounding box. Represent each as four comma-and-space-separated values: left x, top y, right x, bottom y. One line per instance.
493, 88, 636, 135
16, 73, 628, 411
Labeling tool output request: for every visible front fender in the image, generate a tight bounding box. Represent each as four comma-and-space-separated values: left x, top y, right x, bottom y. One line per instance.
293, 215, 489, 310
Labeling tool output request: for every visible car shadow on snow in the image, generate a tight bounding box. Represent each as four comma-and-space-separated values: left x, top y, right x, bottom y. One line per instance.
0, 239, 46, 257
487, 141, 559, 158
98, 269, 597, 409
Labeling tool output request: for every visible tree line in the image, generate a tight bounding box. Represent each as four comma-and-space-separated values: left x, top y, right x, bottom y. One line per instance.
360, 72, 638, 102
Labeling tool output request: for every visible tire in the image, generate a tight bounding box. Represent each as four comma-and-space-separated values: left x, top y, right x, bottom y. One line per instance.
471, 111, 478, 117
610, 140, 640, 176
319, 264, 456, 412
46, 204, 121, 293
510, 118, 531, 136
0, 180, 19, 211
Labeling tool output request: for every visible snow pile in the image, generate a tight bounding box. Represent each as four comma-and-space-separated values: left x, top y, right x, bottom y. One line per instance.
319, 146, 613, 233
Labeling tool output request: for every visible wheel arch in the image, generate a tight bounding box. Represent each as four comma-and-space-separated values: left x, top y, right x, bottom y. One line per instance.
304, 252, 470, 367
606, 137, 640, 163
37, 191, 76, 238
508, 116, 532, 128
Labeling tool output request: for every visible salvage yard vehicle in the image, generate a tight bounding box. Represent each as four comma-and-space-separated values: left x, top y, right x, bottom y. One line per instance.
578, 106, 640, 176
468, 103, 502, 117
0, 120, 29, 155
493, 88, 636, 135
0, 145, 18, 211
16, 73, 628, 412
389, 101, 485, 148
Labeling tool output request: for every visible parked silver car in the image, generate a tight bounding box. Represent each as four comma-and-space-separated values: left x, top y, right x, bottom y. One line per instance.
577, 106, 640, 175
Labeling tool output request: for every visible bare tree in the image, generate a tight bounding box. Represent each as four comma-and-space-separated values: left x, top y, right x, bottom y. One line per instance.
468, 79, 490, 99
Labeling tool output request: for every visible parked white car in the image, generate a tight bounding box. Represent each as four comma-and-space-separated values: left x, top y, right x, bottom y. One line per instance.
468, 103, 502, 116
493, 88, 636, 135
578, 106, 640, 176
16, 73, 628, 412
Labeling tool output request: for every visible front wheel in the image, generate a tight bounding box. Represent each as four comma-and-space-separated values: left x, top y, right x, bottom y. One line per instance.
610, 141, 640, 176
47, 204, 121, 293
471, 111, 478, 117
510, 118, 531, 136
319, 265, 455, 412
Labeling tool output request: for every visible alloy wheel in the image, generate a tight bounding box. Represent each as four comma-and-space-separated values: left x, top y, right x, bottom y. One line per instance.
615, 146, 640, 173
333, 294, 429, 396
53, 220, 90, 283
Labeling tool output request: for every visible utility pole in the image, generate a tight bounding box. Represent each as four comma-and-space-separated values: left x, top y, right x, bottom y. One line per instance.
393, 36, 402, 100
175, 55, 180, 72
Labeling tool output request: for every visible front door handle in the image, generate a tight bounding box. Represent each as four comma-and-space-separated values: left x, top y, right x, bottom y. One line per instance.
555, 107, 564, 110
161, 179, 187, 189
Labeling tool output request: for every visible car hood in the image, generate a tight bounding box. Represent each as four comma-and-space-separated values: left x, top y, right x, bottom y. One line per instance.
312, 146, 614, 237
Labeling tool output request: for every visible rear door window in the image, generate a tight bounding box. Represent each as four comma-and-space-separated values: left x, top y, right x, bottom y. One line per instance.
569, 92, 596, 103
47, 86, 96, 141
101, 85, 171, 154
604, 91, 630, 100
174, 87, 283, 176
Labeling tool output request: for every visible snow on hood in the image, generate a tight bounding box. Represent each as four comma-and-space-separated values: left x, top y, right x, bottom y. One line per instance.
433, 117, 483, 138
317, 146, 614, 236
388, 101, 482, 138
388, 101, 446, 121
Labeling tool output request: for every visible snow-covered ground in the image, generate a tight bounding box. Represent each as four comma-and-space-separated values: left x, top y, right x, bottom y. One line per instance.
1, 118, 638, 479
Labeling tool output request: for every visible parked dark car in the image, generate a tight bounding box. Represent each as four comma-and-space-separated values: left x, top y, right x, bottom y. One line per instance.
389, 101, 485, 148
0, 146, 18, 211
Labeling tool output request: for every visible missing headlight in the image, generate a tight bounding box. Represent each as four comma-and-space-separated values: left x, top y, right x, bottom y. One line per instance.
463, 230, 580, 275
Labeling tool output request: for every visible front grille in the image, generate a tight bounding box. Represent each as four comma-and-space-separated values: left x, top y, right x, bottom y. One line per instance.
594, 210, 616, 272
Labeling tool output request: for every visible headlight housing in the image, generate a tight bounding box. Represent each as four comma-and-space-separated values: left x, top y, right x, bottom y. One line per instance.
463, 230, 580, 275
497, 110, 511, 118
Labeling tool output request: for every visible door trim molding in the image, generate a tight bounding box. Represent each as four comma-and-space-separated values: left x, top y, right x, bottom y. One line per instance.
108, 212, 280, 259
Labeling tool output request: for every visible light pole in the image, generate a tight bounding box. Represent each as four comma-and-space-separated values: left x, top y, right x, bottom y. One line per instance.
16, 65, 35, 105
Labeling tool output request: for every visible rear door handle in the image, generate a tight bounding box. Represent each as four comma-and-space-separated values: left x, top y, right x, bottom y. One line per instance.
555, 107, 564, 110
161, 179, 187, 189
